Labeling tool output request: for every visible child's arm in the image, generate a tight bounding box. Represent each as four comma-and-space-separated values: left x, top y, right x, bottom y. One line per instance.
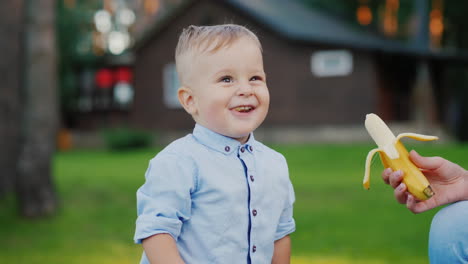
271, 235, 291, 264
142, 234, 185, 264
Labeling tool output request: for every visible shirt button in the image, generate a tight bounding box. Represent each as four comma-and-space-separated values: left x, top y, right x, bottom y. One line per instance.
240, 147, 245, 153
252, 209, 257, 216
225, 146, 230, 152
250, 175, 254, 182
252, 245, 257, 253
249, 146, 253, 151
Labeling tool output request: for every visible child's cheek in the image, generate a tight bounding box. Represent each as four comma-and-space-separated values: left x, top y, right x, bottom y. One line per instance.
203, 102, 225, 127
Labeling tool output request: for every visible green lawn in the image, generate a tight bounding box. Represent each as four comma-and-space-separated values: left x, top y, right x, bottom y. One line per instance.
1, 143, 467, 263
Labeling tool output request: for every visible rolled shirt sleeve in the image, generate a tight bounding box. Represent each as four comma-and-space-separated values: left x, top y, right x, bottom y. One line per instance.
275, 176, 296, 241
134, 153, 196, 244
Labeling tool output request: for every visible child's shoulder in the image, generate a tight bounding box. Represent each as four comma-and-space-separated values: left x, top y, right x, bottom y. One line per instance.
156, 134, 197, 157
146, 135, 198, 170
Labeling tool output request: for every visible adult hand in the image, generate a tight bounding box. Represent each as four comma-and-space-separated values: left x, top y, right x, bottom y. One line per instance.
382, 150, 468, 213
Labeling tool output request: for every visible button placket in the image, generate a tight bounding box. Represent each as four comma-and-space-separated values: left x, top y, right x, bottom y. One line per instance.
241, 149, 259, 258
242, 154, 255, 190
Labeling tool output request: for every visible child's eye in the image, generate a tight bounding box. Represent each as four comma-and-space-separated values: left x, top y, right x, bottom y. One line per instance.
220, 76, 233, 83
250, 76, 263, 81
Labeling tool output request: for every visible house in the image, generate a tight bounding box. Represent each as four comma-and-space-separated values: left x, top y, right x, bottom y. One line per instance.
129, 0, 465, 142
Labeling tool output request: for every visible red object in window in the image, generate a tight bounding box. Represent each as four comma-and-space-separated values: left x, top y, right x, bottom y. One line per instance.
114, 67, 133, 83
95, 68, 114, 89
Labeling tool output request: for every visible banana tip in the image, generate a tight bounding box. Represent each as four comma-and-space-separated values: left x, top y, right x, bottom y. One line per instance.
423, 186, 435, 198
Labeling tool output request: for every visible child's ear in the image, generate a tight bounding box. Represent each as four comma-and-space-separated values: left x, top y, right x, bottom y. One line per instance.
178, 86, 197, 115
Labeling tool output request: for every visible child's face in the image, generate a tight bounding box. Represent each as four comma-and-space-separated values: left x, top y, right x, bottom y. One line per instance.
183, 37, 269, 143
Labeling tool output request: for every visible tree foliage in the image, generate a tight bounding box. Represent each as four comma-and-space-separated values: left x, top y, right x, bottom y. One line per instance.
301, 0, 468, 50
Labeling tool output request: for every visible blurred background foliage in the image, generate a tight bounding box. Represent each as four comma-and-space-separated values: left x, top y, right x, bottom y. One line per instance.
102, 127, 152, 150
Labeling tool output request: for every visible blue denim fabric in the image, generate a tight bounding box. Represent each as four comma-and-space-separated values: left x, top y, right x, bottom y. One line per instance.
134, 124, 296, 263
429, 200, 468, 263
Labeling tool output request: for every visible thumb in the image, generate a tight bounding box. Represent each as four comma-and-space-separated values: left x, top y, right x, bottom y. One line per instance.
409, 150, 444, 171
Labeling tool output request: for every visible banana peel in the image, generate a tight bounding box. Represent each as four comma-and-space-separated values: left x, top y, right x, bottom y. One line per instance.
363, 114, 438, 200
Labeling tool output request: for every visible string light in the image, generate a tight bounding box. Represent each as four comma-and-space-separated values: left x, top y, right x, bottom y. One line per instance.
357, 6, 372, 26
144, 0, 160, 15
383, 0, 399, 36
429, 0, 444, 49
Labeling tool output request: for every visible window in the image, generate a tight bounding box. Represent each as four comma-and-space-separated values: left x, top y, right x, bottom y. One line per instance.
77, 66, 134, 112
163, 62, 182, 108
311, 50, 353, 77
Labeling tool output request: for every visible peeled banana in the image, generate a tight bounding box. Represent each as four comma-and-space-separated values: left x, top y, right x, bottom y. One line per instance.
363, 113, 438, 200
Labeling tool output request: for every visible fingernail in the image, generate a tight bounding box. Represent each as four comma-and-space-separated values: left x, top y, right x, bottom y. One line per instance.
396, 170, 403, 178
398, 183, 406, 191
384, 168, 392, 174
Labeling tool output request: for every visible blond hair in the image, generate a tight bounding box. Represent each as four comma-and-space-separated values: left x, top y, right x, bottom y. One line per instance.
175, 24, 261, 85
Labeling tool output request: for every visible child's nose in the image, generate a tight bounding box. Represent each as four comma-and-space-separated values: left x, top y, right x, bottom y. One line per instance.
237, 83, 254, 97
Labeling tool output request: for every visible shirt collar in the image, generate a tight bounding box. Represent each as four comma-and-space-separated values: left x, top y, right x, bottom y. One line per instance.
192, 124, 258, 155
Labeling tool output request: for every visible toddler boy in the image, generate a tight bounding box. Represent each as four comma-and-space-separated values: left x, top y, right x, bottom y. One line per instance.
134, 24, 296, 263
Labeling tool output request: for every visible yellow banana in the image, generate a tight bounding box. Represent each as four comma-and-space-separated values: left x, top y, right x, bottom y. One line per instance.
363, 113, 438, 200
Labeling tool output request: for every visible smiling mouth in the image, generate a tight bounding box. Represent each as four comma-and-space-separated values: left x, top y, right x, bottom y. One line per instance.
233, 105, 255, 113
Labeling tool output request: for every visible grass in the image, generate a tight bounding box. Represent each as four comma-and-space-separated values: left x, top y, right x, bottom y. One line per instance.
0, 142, 467, 263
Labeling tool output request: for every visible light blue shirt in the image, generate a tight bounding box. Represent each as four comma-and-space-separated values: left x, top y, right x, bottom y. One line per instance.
134, 124, 295, 263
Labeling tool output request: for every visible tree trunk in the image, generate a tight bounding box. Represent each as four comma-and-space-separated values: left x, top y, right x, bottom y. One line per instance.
0, 0, 24, 198
16, 0, 59, 217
